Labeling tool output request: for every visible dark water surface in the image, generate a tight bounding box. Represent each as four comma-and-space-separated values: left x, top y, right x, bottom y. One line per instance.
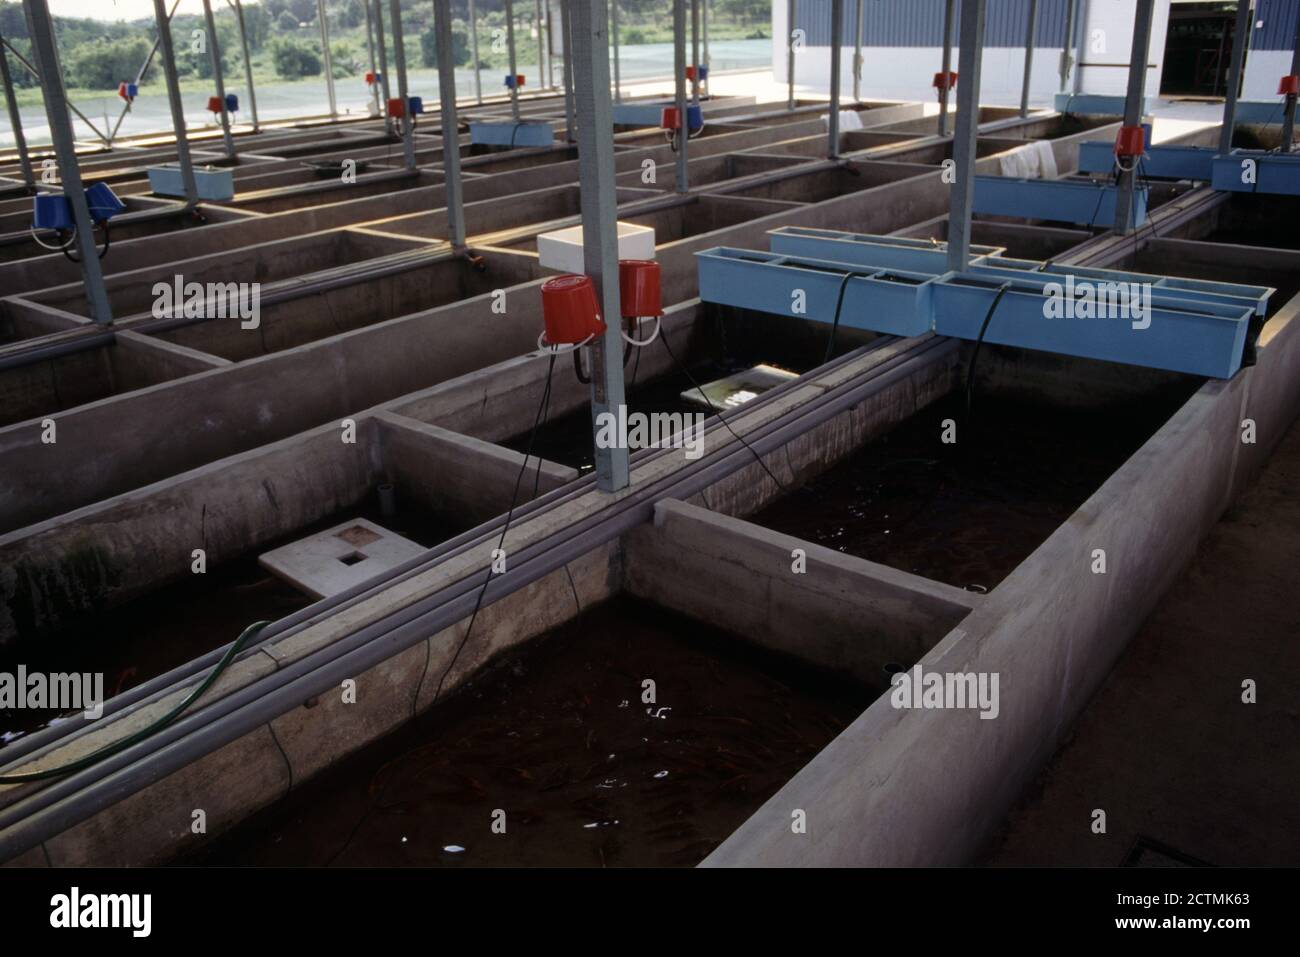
192, 597, 871, 867
752, 391, 1185, 592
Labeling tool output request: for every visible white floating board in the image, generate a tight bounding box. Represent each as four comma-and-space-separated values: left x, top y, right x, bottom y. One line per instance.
258, 518, 425, 599
681, 363, 799, 411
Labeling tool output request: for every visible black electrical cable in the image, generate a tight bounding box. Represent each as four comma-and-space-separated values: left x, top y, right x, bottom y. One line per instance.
0, 619, 270, 784
824, 271, 856, 365
963, 281, 1013, 423
429, 350, 558, 705
659, 323, 788, 493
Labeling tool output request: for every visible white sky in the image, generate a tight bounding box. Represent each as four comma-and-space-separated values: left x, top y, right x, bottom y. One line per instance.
49, 1, 260, 22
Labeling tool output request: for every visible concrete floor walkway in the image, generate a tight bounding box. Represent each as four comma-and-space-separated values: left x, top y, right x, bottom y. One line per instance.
982, 412, 1300, 867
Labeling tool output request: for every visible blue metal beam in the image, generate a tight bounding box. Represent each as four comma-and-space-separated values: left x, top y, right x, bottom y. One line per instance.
468, 120, 556, 147
1054, 92, 1149, 115
973, 175, 1147, 229
1211, 149, 1300, 195
1077, 142, 1216, 181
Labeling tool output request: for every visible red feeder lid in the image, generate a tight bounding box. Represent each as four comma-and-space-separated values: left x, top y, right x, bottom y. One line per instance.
1114, 124, 1146, 158
932, 71, 958, 91
685, 66, 697, 81
661, 106, 682, 130
118, 82, 130, 100
387, 96, 406, 118
1279, 74, 1300, 96
619, 260, 663, 318
364, 71, 376, 84
206, 95, 224, 113
515, 74, 526, 87
541, 275, 605, 346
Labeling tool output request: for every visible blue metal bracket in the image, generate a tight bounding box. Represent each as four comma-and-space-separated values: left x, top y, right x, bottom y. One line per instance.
468, 120, 555, 148
695, 229, 1272, 379
973, 175, 1147, 230
767, 226, 1004, 272
1078, 142, 1217, 182
1232, 100, 1290, 125
1054, 92, 1150, 116
1211, 149, 1300, 196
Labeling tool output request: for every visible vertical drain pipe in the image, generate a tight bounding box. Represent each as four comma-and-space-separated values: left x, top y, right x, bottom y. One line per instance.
612, 0, 621, 101
153, 0, 198, 210
23, 0, 113, 324
1019, 0, 1038, 118
828, 0, 843, 159
388, 0, 417, 169
505, 0, 521, 122
1114, 0, 1156, 236
786, 0, 797, 111
0, 23, 34, 190
1219, 0, 1255, 155
852, 0, 863, 104
946, 0, 987, 274
571, 0, 630, 493
703, 0, 710, 97
373, 0, 394, 137
691, 0, 701, 104
363, 0, 382, 115
535, 0, 546, 97
233, 0, 259, 131
673, 0, 690, 192
1059, 0, 1077, 93
317, 0, 338, 121
201, 0, 236, 159
938, 0, 954, 136
1283, 11, 1300, 151
561, 0, 577, 143
468, 0, 483, 104
433, 0, 465, 251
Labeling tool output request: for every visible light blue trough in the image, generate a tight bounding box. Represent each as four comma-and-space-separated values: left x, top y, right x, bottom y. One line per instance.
695, 228, 1272, 378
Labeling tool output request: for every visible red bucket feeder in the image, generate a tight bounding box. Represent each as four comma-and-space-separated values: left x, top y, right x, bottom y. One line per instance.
387, 97, 406, 118
618, 260, 663, 319
1114, 124, 1146, 158
541, 275, 605, 346
1279, 74, 1300, 96
206, 95, 224, 113
932, 71, 958, 92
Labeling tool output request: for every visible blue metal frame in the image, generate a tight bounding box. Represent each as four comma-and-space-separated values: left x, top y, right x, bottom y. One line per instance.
695, 229, 1272, 379
767, 226, 1004, 272
1232, 100, 1291, 125
468, 120, 555, 148
1054, 92, 1149, 116
1077, 142, 1217, 181
973, 175, 1148, 229
1211, 149, 1300, 196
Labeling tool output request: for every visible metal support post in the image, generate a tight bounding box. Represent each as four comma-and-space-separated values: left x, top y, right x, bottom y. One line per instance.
23, 0, 113, 324
1115, 0, 1156, 235
570, 0, 629, 492
946, 0, 987, 273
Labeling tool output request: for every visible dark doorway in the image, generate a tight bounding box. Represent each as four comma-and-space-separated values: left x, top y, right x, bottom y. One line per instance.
1160, 2, 1246, 98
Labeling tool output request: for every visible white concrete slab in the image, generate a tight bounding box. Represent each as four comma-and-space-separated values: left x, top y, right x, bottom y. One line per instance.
258, 518, 426, 599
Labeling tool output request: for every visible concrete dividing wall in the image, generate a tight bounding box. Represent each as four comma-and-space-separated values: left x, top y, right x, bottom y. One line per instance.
0, 272, 552, 532
625, 500, 979, 687
701, 301, 1300, 868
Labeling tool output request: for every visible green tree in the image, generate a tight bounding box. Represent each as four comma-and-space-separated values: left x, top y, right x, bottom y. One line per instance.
420, 23, 469, 69
277, 10, 299, 31
270, 37, 323, 78
65, 37, 153, 90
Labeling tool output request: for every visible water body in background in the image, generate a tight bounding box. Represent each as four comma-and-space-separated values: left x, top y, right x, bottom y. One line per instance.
0, 39, 770, 150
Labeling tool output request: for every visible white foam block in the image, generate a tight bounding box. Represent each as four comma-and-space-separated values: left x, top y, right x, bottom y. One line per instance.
537, 221, 655, 274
